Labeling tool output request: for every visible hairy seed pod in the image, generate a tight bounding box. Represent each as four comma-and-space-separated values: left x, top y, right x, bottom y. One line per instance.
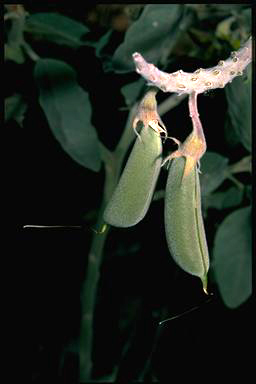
104, 126, 162, 227
164, 157, 209, 291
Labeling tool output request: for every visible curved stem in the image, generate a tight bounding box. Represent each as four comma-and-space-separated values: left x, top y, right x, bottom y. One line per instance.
133, 37, 252, 95
188, 91, 205, 143
79, 105, 138, 381
79, 92, 186, 381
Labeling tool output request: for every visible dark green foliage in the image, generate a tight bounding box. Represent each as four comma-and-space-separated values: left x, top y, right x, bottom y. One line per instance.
112, 4, 190, 72
212, 206, 252, 308
121, 78, 144, 107
202, 186, 243, 211
26, 12, 89, 47
225, 64, 252, 152
34, 59, 101, 172
5, 4, 252, 383
199, 151, 229, 196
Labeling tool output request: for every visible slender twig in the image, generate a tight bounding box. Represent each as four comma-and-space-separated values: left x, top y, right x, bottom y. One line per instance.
79, 105, 138, 382
188, 91, 205, 143
79, 94, 184, 381
226, 175, 244, 190
22, 41, 40, 61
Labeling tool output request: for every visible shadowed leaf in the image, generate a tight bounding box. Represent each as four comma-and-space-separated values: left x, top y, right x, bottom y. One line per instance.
212, 206, 252, 308
121, 79, 144, 107
199, 151, 229, 196
225, 63, 251, 152
112, 5, 191, 73
26, 12, 89, 47
202, 186, 243, 211
34, 59, 101, 172
5, 93, 27, 126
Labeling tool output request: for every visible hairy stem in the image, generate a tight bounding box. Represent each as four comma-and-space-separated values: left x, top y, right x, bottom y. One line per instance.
79, 92, 182, 380
133, 37, 252, 95
79, 105, 138, 381
188, 92, 206, 151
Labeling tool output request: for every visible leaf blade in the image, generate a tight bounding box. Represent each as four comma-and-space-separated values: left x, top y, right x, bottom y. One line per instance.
212, 206, 252, 308
225, 63, 252, 152
26, 12, 89, 47
112, 4, 189, 73
199, 151, 229, 196
34, 59, 101, 172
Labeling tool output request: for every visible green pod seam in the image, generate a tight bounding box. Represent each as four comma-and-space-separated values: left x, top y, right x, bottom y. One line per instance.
164, 157, 209, 290
104, 126, 162, 227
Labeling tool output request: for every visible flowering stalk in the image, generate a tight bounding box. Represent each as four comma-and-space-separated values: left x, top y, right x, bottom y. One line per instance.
132, 37, 252, 95
133, 37, 252, 176
161, 91, 206, 179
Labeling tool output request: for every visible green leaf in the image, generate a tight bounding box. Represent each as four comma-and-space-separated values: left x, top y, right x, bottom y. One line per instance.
34, 59, 101, 172
5, 93, 27, 126
225, 63, 252, 152
81, 29, 113, 58
245, 185, 252, 204
212, 206, 252, 308
199, 151, 229, 196
95, 29, 113, 58
202, 186, 243, 211
25, 12, 89, 47
121, 78, 144, 107
224, 113, 240, 149
112, 4, 190, 73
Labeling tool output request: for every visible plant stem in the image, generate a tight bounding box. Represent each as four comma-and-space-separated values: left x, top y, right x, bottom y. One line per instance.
188, 91, 205, 142
79, 91, 185, 381
79, 200, 110, 381
79, 105, 138, 381
133, 37, 252, 95
22, 41, 40, 61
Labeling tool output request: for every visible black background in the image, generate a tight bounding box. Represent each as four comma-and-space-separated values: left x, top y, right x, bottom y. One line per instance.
5, 4, 253, 383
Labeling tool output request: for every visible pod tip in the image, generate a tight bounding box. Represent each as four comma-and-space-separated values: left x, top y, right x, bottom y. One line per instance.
201, 276, 208, 295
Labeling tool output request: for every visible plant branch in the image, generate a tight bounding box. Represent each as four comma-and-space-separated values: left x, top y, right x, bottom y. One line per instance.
188, 91, 205, 144
79, 104, 139, 381
228, 155, 252, 174
133, 37, 252, 95
22, 41, 40, 61
226, 175, 244, 190
79, 75, 215, 380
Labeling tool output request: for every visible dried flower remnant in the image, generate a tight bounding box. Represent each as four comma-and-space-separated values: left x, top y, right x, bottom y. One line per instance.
132, 87, 167, 140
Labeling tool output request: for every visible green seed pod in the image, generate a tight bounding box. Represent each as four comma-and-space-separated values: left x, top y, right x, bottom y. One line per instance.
164, 157, 209, 292
104, 126, 162, 227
